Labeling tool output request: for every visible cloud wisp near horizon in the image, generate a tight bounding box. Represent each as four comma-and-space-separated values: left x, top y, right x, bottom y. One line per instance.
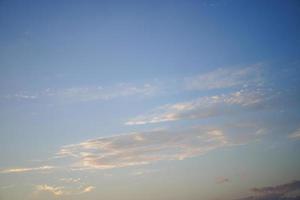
1, 1, 300, 199
235, 180, 300, 200
1, 62, 299, 199
56, 127, 230, 170
1, 122, 265, 174
0, 64, 297, 174
35, 184, 95, 197
0, 166, 55, 174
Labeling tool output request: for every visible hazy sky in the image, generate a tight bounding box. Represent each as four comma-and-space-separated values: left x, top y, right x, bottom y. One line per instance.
1, 1, 300, 200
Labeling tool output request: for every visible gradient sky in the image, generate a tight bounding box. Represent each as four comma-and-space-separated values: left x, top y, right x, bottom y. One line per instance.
1, 0, 300, 200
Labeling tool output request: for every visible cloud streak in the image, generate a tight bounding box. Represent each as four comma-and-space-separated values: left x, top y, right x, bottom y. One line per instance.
36, 184, 94, 196
288, 128, 300, 140
216, 176, 230, 184
0, 165, 55, 174
126, 88, 272, 125
235, 180, 300, 200
35, 176, 95, 196
44, 83, 157, 102
2, 65, 265, 104
56, 127, 230, 170
184, 64, 263, 91
2, 83, 158, 102
1, 123, 264, 174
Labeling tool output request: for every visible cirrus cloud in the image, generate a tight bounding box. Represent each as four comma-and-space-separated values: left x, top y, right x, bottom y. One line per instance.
288, 128, 300, 140
56, 127, 230, 170
36, 184, 94, 196
54, 123, 264, 171
0, 165, 55, 174
125, 88, 273, 125
184, 64, 263, 91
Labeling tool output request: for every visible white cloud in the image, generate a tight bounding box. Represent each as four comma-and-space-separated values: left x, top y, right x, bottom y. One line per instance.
2, 64, 266, 106
3, 83, 158, 102
130, 169, 159, 176
44, 83, 157, 102
126, 88, 271, 125
2, 124, 264, 173
82, 186, 95, 193
59, 178, 81, 183
2, 93, 38, 100
288, 128, 300, 140
55, 127, 230, 170
36, 177, 95, 196
2, 64, 266, 103
54, 124, 265, 171
184, 64, 263, 91
0, 165, 55, 174
36, 185, 65, 196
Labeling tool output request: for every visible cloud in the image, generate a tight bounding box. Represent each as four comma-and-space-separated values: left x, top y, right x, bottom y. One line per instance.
235, 180, 300, 200
184, 64, 263, 91
3, 83, 158, 102
54, 124, 263, 171
126, 88, 271, 125
36, 185, 65, 196
2, 64, 266, 103
2, 65, 265, 105
1, 185, 15, 190
56, 127, 230, 170
288, 128, 300, 140
13, 93, 38, 100
130, 169, 159, 176
59, 178, 81, 183
36, 184, 95, 196
1, 124, 264, 173
215, 176, 230, 184
82, 186, 95, 193
44, 83, 157, 102
0, 165, 55, 174
36, 177, 94, 196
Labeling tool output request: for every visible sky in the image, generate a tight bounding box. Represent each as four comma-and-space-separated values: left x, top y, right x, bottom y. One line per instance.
0, 0, 300, 200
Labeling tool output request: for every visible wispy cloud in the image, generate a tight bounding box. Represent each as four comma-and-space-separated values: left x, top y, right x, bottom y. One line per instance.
35, 177, 95, 196
2, 83, 158, 102
215, 176, 230, 184
59, 178, 81, 183
44, 83, 157, 102
36, 185, 65, 196
2, 65, 265, 103
7, 93, 38, 100
130, 169, 159, 177
288, 128, 300, 140
2, 124, 263, 173
184, 64, 263, 91
0, 185, 15, 190
35, 184, 94, 196
56, 127, 230, 170
0, 165, 55, 174
126, 88, 272, 125
235, 180, 300, 200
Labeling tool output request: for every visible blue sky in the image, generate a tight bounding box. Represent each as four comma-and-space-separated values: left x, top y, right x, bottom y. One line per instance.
1, 0, 300, 200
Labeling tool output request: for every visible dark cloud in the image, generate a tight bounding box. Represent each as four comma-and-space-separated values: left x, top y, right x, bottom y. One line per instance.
235, 180, 300, 200
216, 176, 230, 184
